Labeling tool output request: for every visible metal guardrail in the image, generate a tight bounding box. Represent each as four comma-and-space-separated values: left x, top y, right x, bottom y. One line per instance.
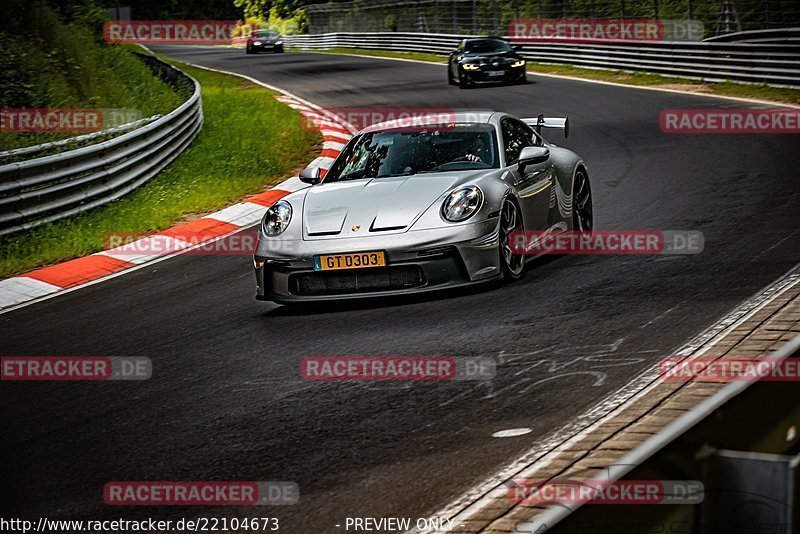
0, 55, 203, 237
284, 31, 800, 86
705, 27, 800, 43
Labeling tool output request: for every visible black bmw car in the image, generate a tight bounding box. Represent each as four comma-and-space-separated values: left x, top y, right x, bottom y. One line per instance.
447, 37, 527, 88
246, 29, 284, 54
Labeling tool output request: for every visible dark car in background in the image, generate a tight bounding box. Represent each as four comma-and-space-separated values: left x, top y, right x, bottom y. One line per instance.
448, 37, 527, 88
246, 29, 284, 54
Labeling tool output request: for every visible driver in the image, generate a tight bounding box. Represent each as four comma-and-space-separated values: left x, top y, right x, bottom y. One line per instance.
463, 136, 487, 163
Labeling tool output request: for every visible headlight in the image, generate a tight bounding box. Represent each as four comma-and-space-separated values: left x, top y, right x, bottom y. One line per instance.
441, 186, 483, 223
462, 63, 480, 71
511, 59, 526, 68
262, 200, 292, 236
275, 40, 283, 45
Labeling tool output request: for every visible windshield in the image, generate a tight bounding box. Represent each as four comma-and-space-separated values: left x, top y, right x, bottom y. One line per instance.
464, 39, 512, 53
253, 30, 278, 38
324, 124, 499, 182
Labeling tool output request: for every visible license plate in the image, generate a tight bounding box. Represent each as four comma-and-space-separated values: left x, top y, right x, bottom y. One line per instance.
487, 71, 504, 77
314, 251, 386, 271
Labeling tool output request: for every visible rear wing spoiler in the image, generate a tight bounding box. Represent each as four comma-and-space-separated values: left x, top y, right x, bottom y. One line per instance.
522, 115, 569, 138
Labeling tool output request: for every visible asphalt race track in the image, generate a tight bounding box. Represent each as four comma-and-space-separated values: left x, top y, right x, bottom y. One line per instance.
2, 46, 799, 532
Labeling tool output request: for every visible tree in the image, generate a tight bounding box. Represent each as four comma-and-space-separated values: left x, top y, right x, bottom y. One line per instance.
234, 0, 272, 18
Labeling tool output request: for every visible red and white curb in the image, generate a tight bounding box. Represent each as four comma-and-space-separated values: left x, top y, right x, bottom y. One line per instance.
0, 92, 356, 313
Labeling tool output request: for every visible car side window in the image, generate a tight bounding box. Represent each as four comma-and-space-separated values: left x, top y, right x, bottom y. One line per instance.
501, 118, 535, 165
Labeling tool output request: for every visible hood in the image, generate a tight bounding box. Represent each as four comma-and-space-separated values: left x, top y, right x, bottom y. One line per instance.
462, 51, 518, 61
301, 172, 478, 239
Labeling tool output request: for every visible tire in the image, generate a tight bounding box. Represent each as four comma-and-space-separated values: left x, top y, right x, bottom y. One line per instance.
246, 45, 253, 54
276, 46, 284, 53
499, 198, 525, 280
572, 168, 593, 233
448, 66, 455, 85
458, 72, 469, 89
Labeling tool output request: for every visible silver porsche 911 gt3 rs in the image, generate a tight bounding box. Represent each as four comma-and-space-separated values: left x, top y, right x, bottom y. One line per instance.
254, 111, 592, 303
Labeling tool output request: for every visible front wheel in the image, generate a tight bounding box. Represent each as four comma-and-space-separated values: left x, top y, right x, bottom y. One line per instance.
448, 66, 455, 85
458, 71, 470, 89
499, 198, 525, 280
572, 168, 593, 233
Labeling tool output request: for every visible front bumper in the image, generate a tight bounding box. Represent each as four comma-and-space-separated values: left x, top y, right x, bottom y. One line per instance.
461, 65, 526, 84
254, 219, 502, 303
251, 41, 283, 51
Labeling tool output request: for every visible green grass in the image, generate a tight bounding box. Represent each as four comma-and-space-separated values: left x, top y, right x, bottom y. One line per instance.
299, 47, 800, 106
0, 4, 185, 151
0, 61, 321, 278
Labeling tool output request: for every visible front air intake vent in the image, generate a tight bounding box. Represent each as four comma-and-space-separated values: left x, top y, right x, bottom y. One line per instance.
289, 266, 425, 296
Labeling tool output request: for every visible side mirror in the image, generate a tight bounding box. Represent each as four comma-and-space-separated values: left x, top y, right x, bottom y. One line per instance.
517, 146, 550, 174
299, 166, 321, 185
512, 44, 522, 52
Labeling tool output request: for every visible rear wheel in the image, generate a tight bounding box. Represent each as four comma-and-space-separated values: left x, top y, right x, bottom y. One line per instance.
572, 168, 593, 233
499, 198, 525, 280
